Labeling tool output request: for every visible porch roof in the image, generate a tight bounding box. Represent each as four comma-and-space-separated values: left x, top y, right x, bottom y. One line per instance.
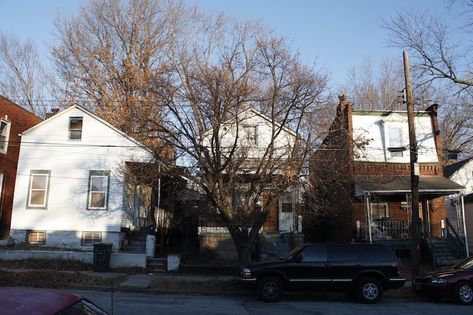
354, 175, 464, 196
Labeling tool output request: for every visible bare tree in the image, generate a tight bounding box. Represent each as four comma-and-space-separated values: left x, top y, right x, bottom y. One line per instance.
0, 32, 50, 116
384, 2, 473, 157
340, 57, 405, 110
51, 0, 185, 145
145, 16, 329, 264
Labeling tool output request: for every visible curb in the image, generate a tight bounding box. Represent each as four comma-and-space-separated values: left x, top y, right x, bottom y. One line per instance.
68, 283, 418, 300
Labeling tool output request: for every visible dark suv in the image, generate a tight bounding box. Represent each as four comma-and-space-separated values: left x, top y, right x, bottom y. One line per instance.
241, 243, 405, 303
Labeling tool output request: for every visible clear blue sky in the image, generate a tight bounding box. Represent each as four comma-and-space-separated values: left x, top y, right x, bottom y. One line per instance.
0, 0, 452, 88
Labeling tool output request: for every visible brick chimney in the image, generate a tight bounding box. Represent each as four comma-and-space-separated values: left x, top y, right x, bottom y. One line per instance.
425, 104, 444, 171
45, 108, 60, 119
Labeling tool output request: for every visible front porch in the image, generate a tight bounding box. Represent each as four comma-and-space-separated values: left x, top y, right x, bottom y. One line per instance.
353, 175, 467, 258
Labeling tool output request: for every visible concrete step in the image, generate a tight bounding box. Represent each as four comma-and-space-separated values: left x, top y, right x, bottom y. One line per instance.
147, 258, 167, 272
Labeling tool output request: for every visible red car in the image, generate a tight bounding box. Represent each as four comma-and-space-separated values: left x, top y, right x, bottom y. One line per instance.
414, 256, 473, 304
0, 287, 108, 315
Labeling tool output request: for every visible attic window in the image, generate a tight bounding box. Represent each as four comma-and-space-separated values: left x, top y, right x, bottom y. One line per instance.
69, 117, 83, 140
387, 126, 405, 158
242, 125, 258, 146
0, 118, 11, 154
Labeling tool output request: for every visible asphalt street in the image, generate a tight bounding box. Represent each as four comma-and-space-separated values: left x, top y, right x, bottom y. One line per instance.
73, 290, 473, 315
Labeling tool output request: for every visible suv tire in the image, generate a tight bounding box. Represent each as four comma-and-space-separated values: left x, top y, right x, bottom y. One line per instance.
257, 276, 284, 302
357, 277, 383, 303
455, 281, 473, 305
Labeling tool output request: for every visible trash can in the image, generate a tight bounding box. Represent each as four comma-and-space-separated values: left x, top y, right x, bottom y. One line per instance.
93, 243, 113, 272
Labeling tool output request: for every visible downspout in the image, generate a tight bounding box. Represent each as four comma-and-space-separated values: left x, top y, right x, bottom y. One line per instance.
156, 163, 161, 232
460, 193, 469, 257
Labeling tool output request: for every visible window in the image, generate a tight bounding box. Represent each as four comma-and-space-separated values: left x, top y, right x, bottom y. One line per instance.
0, 118, 11, 154
371, 203, 389, 220
82, 232, 102, 246
27, 170, 51, 208
28, 231, 46, 245
280, 191, 295, 213
69, 117, 83, 140
328, 245, 359, 262
301, 244, 327, 263
88, 170, 110, 210
387, 126, 405, 158
242, 125, 257, 146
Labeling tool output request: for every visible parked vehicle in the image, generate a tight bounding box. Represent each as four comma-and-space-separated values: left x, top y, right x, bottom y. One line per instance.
241, 242, 405, 303
414, 256, 473, 304
0, 287, 108, 315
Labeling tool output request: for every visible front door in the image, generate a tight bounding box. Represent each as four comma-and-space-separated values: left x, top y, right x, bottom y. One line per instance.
279, 190, 295, 231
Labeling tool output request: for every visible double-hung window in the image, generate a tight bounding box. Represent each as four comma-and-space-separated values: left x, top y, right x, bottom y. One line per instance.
27, 170, 51, 209
88, 170, 110, 210
0, 118, 11, 154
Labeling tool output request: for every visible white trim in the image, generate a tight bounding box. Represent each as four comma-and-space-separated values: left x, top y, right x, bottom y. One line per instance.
27, 173, 50, 208
0, 118, 11, 154
88, 175, 108, 210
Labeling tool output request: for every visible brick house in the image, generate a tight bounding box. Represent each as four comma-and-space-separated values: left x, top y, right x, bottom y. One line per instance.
0, 96, 42, 239
308, 95, 464, 250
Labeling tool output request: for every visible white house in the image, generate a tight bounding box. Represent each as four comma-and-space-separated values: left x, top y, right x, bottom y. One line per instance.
445, 157, 473, 254
200, 108, 301, 234
9, 105, 155, 251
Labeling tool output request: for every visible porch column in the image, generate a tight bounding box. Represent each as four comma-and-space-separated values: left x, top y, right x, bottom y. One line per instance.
425, 199, 431, 235
365, 193, 372, 243
460, 193, 469, 257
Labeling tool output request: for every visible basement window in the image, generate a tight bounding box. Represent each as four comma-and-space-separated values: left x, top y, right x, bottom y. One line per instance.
28, 231, 46, 245
82, 232, 102, 246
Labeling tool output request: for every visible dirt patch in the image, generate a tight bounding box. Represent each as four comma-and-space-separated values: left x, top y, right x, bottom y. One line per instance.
0, 259, 91, 271
0, 270, 125, 289
149, 278, 247, 292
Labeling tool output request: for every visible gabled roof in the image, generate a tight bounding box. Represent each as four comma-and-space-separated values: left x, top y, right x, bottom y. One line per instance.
203, 107, 298, 138
21, 105, 153, 154
0, 95, 42, 121
444, 157, 473, 178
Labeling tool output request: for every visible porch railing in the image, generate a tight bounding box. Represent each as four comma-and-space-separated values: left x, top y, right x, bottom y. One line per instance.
445, 218, 467, 259
371, 220, 410, 240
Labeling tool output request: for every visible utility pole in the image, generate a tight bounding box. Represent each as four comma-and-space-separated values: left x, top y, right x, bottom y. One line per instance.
403, 50, 421, 280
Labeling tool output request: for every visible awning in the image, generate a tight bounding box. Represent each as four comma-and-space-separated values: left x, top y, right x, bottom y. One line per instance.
354, 175, 465, 196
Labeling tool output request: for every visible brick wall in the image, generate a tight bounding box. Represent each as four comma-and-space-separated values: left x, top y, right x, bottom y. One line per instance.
0, 97, 42, 237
